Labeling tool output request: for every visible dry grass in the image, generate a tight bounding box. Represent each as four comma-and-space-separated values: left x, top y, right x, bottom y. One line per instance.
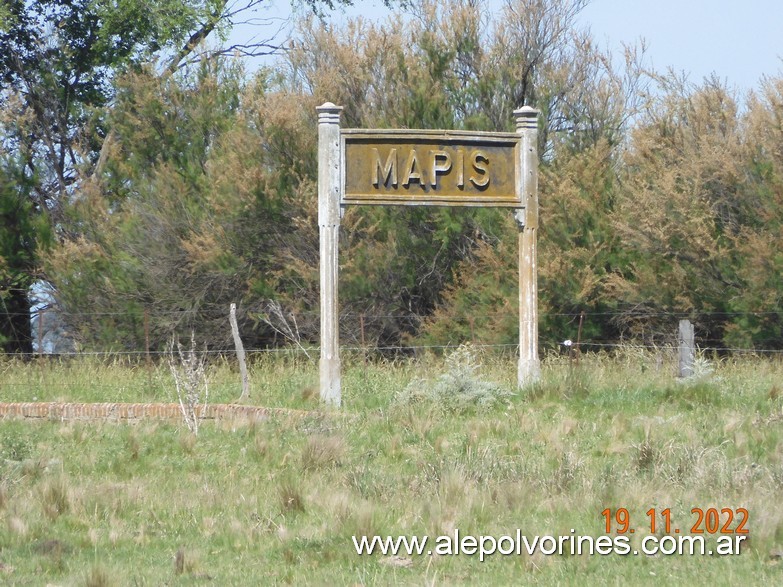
39, 474, 70, 521
0, 353, 781, 583
279, 478, 306, 513
300, 434, 346, 472
85, 565, 114, 587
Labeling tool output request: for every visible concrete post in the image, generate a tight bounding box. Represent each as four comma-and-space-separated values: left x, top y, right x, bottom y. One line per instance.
317, 103, 343, 406
515, 106, 541, 387
678, 319, 695, 378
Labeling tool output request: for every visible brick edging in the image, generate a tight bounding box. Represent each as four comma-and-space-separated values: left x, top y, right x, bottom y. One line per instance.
0, 402, 317, 422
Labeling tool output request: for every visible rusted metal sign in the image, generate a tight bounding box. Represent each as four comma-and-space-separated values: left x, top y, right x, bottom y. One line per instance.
342, 130, 520, 207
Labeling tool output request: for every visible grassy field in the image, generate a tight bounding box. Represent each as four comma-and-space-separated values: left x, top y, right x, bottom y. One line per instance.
1, 347, 782, 585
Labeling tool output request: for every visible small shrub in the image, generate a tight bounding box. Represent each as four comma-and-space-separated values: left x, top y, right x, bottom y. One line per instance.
279, 479, 305, 513
393, 344, 512, 413
635, 440, 658, 473
691, 353, 715, 378
167, 332, 209, 435
40, 475, 70, 521
300, 435, 345, 472
1, 433, 31, 462
86, 565, 115, 587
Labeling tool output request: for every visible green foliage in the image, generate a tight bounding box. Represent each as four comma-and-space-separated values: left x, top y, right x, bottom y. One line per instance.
0, 0, 249, 352
422, 140, 627, 348
425, 70, 783, 351
277, 0, 630, 348
720, 78, 783, 349
0, 158, 38, 352
5, 0, 783, 355
0, 0, 370, 354
45, 60, 272, 350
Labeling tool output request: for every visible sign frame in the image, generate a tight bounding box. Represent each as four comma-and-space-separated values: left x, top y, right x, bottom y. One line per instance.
317, 103, 540, 407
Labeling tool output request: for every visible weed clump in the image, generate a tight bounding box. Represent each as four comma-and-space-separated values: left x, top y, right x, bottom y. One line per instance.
300, 435, 345, 472
394, 344, 512, 413
86, 565, 115, 587
40, 475, 70, 520
279, 479, 306, 513
167, 332, 209, 435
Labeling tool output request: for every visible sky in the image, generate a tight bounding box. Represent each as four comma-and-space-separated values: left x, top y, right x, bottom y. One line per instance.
577, 0, 783, 93
235, 0, 783, 94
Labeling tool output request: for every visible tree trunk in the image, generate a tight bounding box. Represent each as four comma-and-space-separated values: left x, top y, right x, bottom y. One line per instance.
1, 287, 33, 355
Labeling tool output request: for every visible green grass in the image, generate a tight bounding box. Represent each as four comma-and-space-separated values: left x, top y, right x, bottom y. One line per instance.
1, 349, 782, 585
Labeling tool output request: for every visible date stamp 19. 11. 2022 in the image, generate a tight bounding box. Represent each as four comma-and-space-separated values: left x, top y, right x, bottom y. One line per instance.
602, 507, 749, 535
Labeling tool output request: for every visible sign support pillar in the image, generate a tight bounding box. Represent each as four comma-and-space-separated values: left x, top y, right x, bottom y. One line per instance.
515, 106, 541, 387
317, 102, 343, 406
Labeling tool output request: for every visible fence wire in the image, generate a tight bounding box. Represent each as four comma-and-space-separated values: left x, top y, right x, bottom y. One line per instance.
3, 340, 783, 360
3, 305, 782, 358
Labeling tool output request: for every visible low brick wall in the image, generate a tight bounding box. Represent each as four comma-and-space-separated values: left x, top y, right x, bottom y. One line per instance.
0, 402, 311, 422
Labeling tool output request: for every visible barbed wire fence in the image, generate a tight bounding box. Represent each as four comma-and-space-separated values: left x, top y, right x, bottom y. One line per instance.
3, 304, 783, 359
2, 305, 782, 403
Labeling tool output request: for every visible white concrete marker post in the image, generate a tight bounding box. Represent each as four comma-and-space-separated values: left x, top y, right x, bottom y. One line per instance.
317, 103, 343, 407
678, 319, 695, 378
515, 106, 541, 387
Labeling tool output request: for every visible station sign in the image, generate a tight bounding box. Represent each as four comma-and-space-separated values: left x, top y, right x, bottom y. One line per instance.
342, 130, 520, 207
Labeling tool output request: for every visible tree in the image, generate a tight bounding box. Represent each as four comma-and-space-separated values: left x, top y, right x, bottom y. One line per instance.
263, 0, 647, 350
0, 157, 45, 353
47, 58, 344, 352
421, 138, 630, 349
722, 76, 783, 349
29, 0, 783, 358
0, 0, 367, 353
609, 75, 745, 344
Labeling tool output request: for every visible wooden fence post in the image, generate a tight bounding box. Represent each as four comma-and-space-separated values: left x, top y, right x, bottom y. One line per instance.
575, 310, 585, 367
230, 303, 250, 402
144, 307, 152, 389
